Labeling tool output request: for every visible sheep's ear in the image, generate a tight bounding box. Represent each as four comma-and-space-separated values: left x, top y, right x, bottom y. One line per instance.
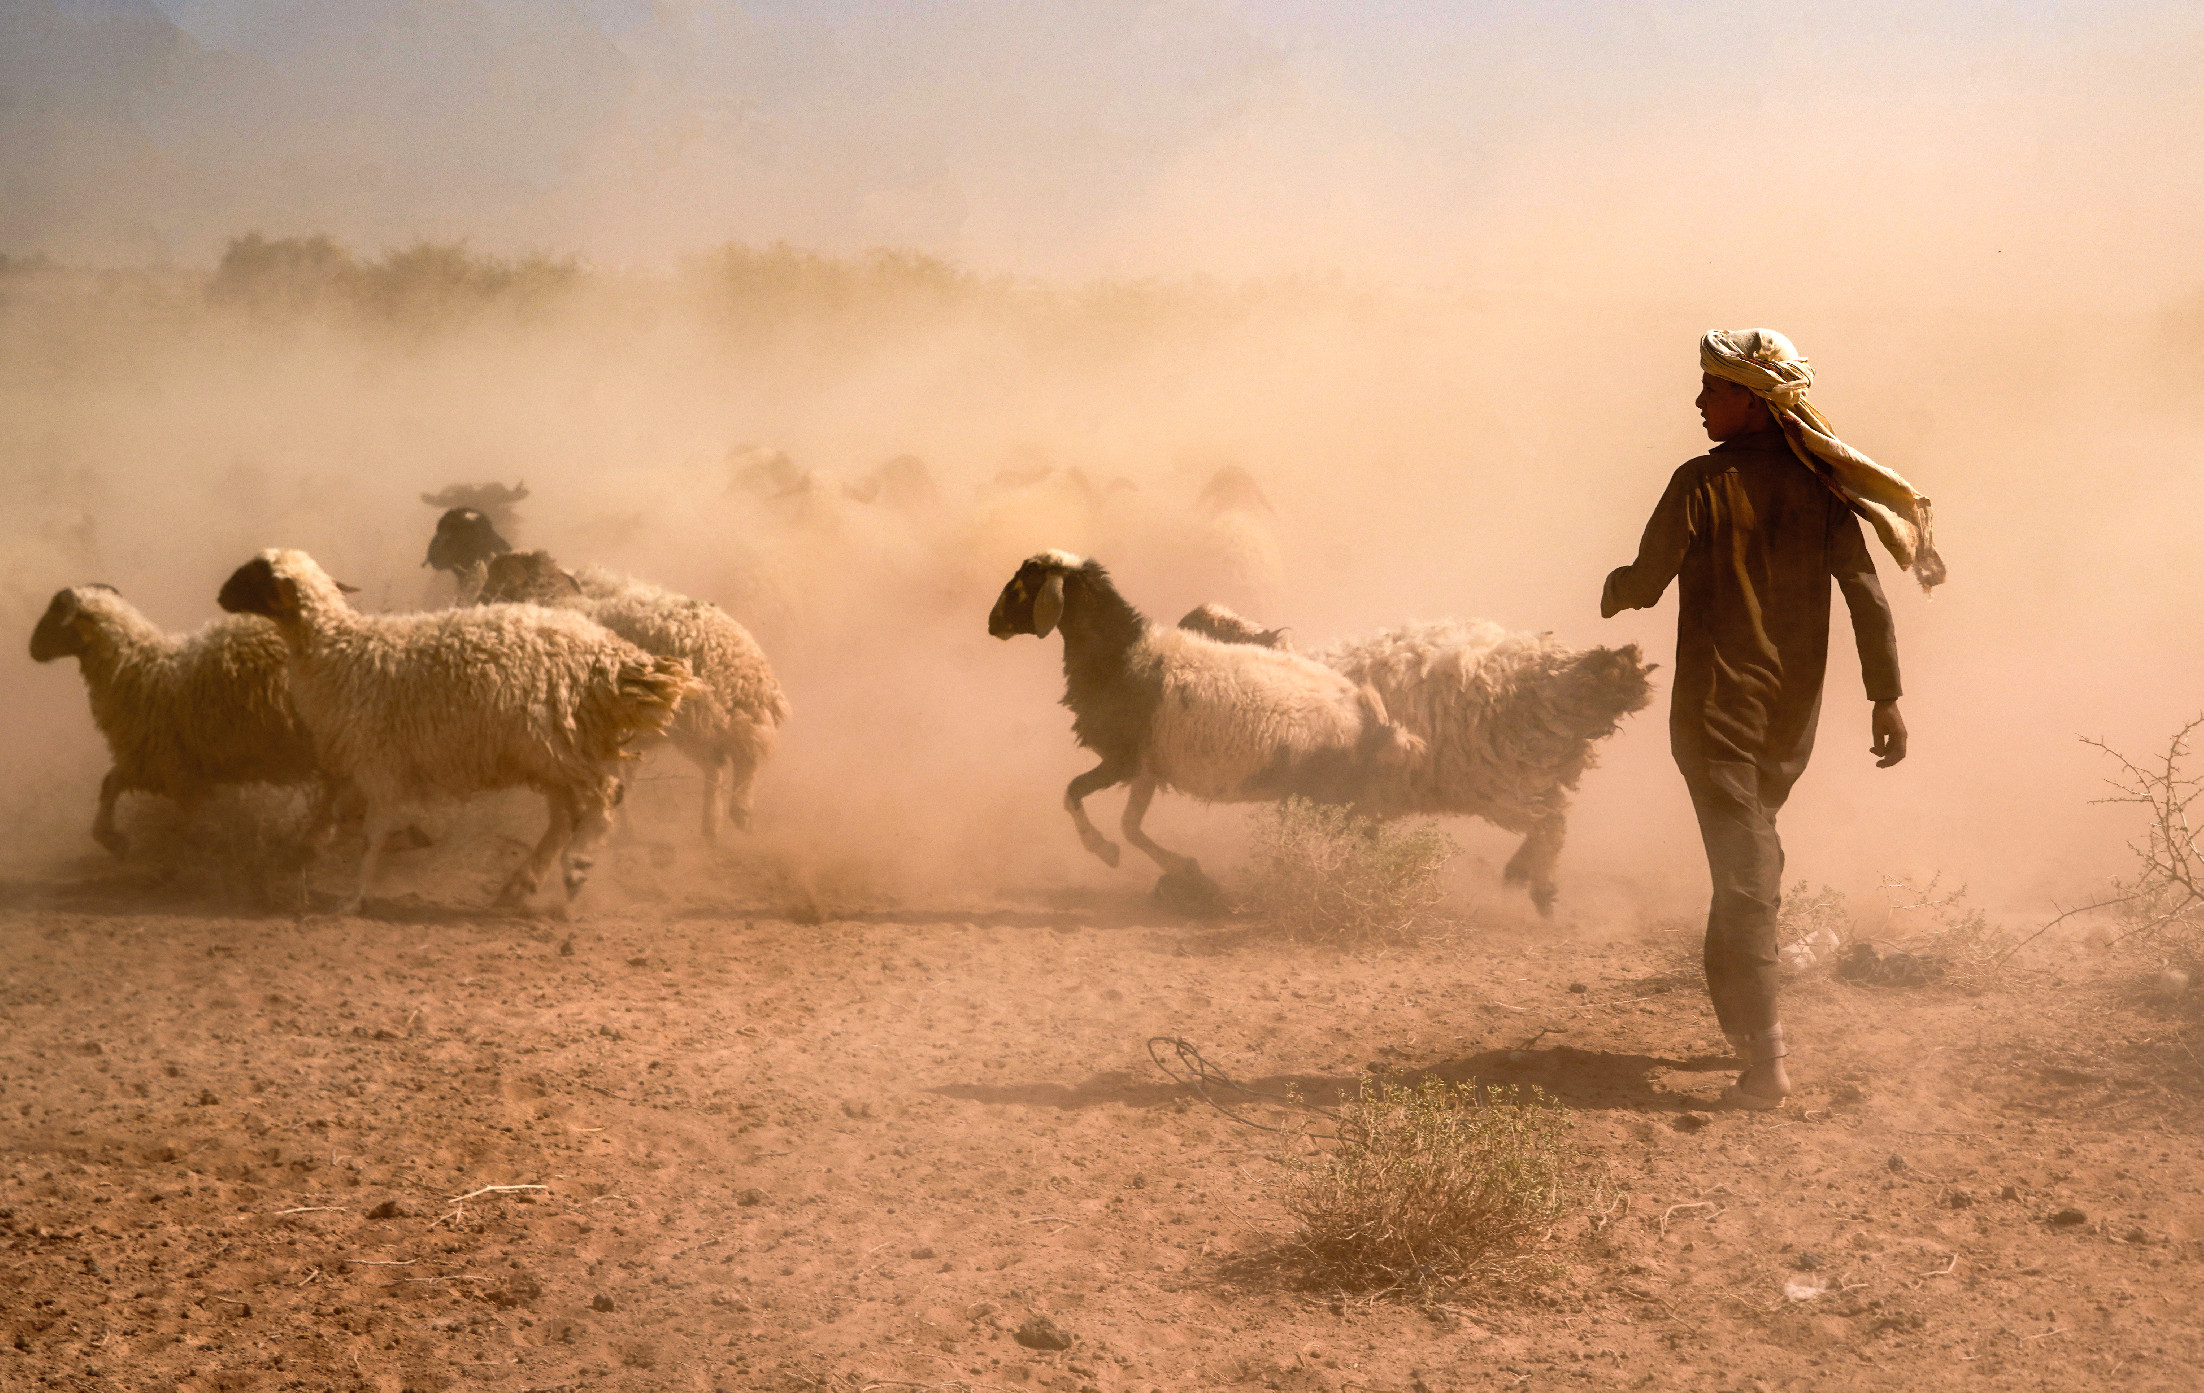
335, 580, 361, 595
277, 576, 301, 611
1032, 572, 1065, 637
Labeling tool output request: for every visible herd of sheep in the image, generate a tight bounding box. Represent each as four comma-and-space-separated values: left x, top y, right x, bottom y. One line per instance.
28, 461, 1655, 917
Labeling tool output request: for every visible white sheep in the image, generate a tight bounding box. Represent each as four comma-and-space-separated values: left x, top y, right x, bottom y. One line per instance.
1184, 604, 1655, 915
29, 584, 321, 857
989, 551, 1420, 911
217, 549, 697, 915
475, 550, 791, 841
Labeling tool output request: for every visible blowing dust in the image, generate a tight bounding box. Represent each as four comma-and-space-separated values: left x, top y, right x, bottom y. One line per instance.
4, 3, 2202, 932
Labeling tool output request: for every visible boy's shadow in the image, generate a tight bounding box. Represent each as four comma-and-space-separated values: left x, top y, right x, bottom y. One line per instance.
934, 1044, 1738, 1117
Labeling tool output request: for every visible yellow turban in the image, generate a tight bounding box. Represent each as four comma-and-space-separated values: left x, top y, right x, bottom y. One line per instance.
1701, 329, 1945, 592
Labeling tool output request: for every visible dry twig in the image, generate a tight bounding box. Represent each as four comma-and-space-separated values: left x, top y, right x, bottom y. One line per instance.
1659, 1201, 1717, 1235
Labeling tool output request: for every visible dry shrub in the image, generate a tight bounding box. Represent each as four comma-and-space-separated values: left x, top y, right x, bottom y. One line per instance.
1279, 1078, 1582, 1298
1873, 874, 2014, 989
2084, 716, 2204, 959
1243, 798, 1454, 944
1776, 881, 1851, 970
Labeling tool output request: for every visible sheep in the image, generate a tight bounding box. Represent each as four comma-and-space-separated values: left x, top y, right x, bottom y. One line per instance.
1177, 601, 1290, 650
29, 584, 320, 857
474, 550, 791, 842
1179, 602, 1655, 915
421, 480, 529, 533
1189, 463, 1286, 611
424, 507, 512, 581
989, 551, 1421, 911
217, 548, 697, 915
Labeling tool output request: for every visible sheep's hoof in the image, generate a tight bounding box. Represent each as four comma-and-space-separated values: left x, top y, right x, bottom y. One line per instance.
95, 830, 129, 859
1530, 885, 1557, 918
335, 896, 365, 918
1153, 861, 1228, 918
562, 857, 594, 899
493, 878, 533, 908
1078, 829, 1121, 868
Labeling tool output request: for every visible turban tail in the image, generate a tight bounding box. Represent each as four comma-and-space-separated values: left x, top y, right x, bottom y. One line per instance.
1700, 329, 1946, 592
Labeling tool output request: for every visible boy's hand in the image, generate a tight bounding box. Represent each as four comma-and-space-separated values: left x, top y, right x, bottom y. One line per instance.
1871, 700, 1908, 767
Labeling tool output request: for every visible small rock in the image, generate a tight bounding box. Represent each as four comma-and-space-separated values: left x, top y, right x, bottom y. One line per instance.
557, 936, 575, 957
1945, 1189, 1975, 1209
2125, 1227, 2150, 1244
626, 956, 650, 968
1887, 1153, 1907, 1173
1791, 1250, 1824, 1272
1014, 1314, 1075, 1351
2049, 1207, 2088, 1227
1567, 982, 1588, 994
966, 1302, 998, 1320
911, 1246, 936, 1260
74, 1041, 103, 1056
195, 1090, 219, 1107
591, 1293, 616, 1312
735, 1188, 766, 1207
2000, 1185, 2021, 1200
1671, 1111, 1714, 1132
1828, 1082, 1866, 1106
365, 1200, 410, 1221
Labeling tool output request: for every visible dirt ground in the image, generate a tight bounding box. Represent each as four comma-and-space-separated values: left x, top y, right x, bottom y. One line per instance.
1, 826, 2199, 1393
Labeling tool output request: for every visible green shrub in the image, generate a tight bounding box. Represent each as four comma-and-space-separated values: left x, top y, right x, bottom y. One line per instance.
1243, 798, 1454, 944
1278, 1078, 1582, 1297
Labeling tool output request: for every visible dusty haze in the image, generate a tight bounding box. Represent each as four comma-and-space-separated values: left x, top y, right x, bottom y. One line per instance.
5, 0, 2202, 929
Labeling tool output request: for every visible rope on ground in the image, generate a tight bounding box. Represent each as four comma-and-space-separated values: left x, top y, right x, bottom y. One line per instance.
1145, 1036, 1353, 1142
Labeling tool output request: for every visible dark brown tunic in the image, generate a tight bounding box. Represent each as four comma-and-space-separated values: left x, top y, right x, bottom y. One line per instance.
1604, 430, 1901, 789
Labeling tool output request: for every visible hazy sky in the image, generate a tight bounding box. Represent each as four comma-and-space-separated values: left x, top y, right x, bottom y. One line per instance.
6, 0, 2198, 293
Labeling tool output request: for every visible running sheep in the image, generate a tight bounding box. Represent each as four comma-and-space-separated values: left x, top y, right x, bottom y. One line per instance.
29, 584, 321, 857
1182, 603, 1655, 915
475, 550, 791, 841
218, 548, 697, 915
989, 550, 1421, 911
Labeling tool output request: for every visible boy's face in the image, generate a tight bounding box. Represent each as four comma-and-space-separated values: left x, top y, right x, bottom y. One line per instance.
1696, 374, 1773, 441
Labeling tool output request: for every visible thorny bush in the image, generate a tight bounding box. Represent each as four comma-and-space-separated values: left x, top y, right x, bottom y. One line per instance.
1278, 1078, 1583, 1298
1243, 798, 1454, 944
2083, 715, 2204, 958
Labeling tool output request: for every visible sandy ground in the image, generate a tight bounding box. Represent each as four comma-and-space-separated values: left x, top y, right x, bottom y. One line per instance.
0, 822, 2199, 1393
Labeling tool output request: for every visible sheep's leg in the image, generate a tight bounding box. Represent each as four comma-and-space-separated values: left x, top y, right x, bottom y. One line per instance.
1502, 813, 1567, 917
92, 770, 129, 858
1065, 760, 1131, 867
560, 782, 617, 914
342, 803, 403, 917
1119, 777, 1191, 874
699, 757, 723, 845
498, 790, 578, 909
1122, 777, 1227, 915
720, 747, 761, 835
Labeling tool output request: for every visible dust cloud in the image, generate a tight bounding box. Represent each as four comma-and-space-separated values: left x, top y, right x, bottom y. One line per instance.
4, 1, 2201, 930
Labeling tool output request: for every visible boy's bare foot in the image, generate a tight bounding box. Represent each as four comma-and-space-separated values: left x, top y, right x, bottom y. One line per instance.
1723, 1058, 1791, 1109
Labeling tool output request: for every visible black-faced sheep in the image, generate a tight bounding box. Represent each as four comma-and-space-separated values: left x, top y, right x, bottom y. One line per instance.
218, 549, 697, 915
989, 551, 1420, 910
1182, 603, 1655, 914
421, 480, 529, 531
29, 584, 321, 857
475, 550, 791, 841
424, 507, 512, 580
